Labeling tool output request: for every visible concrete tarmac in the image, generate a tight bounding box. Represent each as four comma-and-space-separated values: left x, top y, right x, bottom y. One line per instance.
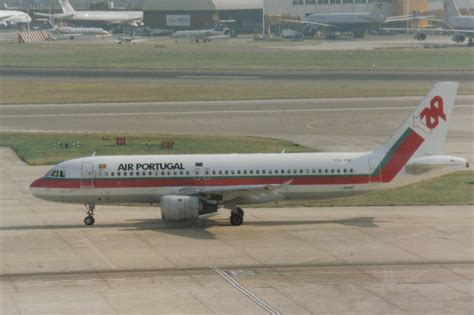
0, 148, 473, 314
1, 95, 473, 161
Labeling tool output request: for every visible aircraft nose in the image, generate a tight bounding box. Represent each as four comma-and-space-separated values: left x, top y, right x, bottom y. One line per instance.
29, 177, 47, 197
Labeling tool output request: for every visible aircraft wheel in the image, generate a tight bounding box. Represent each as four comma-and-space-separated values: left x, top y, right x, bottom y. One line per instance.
230, 213, 243, 226
84, 215, 95, 226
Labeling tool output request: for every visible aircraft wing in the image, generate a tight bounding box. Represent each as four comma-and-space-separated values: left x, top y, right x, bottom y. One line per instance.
177, 181, 292, 202
382, 27, 474, 34
0, 15, 15, 22
279, 19, 332, 28
384, 15, 436, 23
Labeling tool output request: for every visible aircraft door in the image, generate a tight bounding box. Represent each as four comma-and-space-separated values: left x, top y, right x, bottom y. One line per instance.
368, 158, 381, 183
193, 167, 210, 181
80, 162, 95, 188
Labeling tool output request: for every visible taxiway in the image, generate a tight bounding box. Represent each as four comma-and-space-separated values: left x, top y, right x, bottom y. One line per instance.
0, 148, 472, 314
2, 96, 472, 161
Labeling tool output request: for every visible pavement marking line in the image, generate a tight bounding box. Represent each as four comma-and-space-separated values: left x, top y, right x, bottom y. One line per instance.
210, 265, 281, 315
2, 104, 471, 118
178, 75, 261, 80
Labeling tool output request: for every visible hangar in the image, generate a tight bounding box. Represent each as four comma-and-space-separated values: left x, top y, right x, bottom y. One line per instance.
143, 0, 263, 33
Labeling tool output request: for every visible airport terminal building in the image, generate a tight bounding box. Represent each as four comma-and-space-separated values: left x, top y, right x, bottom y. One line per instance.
143, 0, 263, 33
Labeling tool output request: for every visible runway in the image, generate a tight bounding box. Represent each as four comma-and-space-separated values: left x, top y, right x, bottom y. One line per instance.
2, 95, 473, 160
0, 148, 472, 314
1, 67, 473, 82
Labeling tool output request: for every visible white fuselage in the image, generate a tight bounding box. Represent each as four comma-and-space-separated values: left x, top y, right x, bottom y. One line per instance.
29, 149, 422, 206
307, 12, 384, 30
0, 10, 32, 25
445, 15, 474, 30
64, 11, 142, 24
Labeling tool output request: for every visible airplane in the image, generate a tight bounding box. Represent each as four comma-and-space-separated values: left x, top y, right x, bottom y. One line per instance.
171, 20, 235, 43
384, 0, 474, 45
281, 1, 433, 39
0, 9, 31, 28
30, 82, 469, 227
34, 0, 143, 27
47, 23, 111, 39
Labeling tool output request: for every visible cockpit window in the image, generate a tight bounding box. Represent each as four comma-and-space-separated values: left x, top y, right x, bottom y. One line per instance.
47, 170, 66, 178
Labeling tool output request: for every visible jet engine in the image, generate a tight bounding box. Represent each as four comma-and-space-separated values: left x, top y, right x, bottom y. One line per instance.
414, 32, 427, 41
452, 33, 466, 43
160, 195, 218, 222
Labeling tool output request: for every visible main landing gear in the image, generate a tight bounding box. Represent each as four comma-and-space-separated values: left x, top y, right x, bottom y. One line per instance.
84, 203, 95, 226
230, 207, 244, 226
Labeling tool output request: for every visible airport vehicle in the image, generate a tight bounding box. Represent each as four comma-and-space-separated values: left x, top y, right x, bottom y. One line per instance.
34, 0, 142, 27
281, 2, 431, 39
171, 20, 235, 43
384, 0, 474, 45
117, 33, 144, 44
30, 83, 468, 227
0, 9, 31, 27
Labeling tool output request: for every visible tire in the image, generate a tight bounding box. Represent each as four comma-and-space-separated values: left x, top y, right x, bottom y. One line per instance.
84, 216, 95, 226
230, 213, 243, 226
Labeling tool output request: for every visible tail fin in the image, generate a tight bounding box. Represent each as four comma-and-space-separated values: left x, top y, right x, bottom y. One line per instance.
375, 82, 459, 158
444, 0, 461, 17
60, 0, 75, 15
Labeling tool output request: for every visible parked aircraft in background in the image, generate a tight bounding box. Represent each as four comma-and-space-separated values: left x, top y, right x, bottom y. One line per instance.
0, 9, 31, 27
281, 2, 432, 38
30, 83, 468, 227
384, 0, 474, 45
34, 0, 142, 27
171, 20, 236, 43
47, 23, 111, 39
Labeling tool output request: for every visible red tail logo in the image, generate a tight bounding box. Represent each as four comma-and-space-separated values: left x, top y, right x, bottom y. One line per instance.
420, 96, 446, 130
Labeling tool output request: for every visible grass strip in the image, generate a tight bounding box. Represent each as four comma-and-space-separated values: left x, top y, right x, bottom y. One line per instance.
0, 132, 315, 165
1, 78, 473, 104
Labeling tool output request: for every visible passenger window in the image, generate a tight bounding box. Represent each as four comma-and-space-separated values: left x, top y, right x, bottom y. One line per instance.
218, 170, 222, 175
111, 172, 115, 176
186, 171, 190, 175
225, 170, 229, 175
331, 169, 335, 173
275, 170, 278, 174
325, 169, 328, 173
319, 169, 322, 173
350, 168, 354, 173
250, 170, 253, 174
212, 170, 216, 175
118, 172, 121, 176
243, 170, 247, 175
262, 170, 266, 174
337, 169, 341, 173
237, 170, 241, 175
256, 170, 260, 174
343, 169, 347, 173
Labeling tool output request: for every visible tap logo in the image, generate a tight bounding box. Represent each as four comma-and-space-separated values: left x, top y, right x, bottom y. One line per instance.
420, 96, 446, 130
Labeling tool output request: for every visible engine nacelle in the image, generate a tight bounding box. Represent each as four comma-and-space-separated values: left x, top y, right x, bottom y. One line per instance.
160, 195, 218, 222
452, 33, 466, 43
414, 32, 427, 41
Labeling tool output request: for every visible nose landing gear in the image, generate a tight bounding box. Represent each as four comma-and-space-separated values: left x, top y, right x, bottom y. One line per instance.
84, 203, 95, 226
